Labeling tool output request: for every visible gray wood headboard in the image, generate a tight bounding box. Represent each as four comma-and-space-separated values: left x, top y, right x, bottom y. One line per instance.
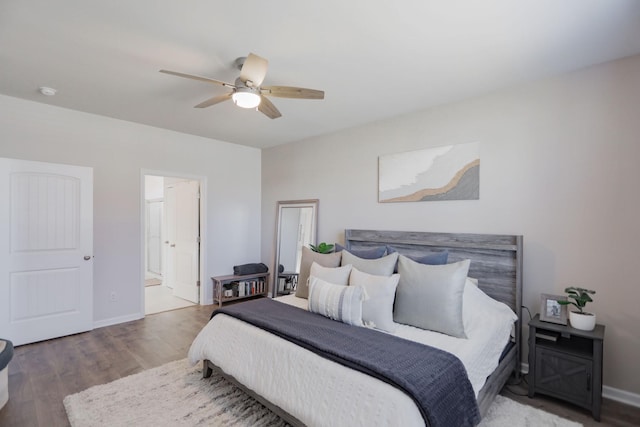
344, 229, 523, 367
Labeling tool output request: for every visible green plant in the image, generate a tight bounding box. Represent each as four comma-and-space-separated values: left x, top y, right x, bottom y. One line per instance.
557, 287, 596, 314
309, 242, 334, 254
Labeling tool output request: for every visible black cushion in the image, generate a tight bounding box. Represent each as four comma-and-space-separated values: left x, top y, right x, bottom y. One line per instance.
233, 263, 269, 276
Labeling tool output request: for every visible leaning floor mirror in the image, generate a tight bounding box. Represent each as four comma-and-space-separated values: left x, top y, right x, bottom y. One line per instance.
273, 199, 318, 297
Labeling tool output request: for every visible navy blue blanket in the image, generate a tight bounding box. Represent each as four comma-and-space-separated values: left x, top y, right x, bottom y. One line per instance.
212, 299, 480, 427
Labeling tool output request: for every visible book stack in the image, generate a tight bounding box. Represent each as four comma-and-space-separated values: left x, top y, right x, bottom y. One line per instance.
237, 279, 265, 296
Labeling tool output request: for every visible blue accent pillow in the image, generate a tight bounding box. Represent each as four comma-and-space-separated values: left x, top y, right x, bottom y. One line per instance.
335, 243, 387, 259
386, 246, 449, 270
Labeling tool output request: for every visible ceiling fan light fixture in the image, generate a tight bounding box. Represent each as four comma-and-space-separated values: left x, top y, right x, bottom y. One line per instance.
160, 52, 323, 119
232, 89, 261, 109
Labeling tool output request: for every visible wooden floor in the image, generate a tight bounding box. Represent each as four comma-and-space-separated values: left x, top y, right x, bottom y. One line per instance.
1, 304, 639, 427
502, 377, 640, 427
0, 304, 213, 427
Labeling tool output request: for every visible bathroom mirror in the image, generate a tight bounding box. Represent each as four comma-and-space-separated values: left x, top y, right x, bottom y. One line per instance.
273, 199, 318, 297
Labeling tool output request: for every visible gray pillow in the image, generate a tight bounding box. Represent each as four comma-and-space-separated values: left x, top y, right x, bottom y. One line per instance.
340, 250, 398, 276
295, 247, 342, 299
349, 267, 399, 333
394, 255, 470, 338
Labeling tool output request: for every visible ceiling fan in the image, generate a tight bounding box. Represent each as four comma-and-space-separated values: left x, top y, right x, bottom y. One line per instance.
159, 53, 324, 119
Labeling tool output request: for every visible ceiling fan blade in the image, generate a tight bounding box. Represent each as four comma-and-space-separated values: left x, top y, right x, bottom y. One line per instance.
159, 69, 234, 88
240, 53, 268, 87
258, 96, 282, 119
194, 92, 232, 108
261, 85, 324, 99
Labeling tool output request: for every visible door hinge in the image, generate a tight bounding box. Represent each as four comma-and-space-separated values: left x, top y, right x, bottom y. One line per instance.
197, 280, 201, 288
197, 236, 201, 243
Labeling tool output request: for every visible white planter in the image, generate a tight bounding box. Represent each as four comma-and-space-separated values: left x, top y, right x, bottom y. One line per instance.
569, 311, 596, 331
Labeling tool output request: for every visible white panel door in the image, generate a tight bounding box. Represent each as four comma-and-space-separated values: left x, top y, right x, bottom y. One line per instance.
163, 185, 176, 289
0, 158, 93, 346
171, 180, 199, 303
146, 200, 163, 276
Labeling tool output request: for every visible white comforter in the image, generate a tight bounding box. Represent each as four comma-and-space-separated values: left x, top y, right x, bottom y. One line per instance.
188, 288, 515, 427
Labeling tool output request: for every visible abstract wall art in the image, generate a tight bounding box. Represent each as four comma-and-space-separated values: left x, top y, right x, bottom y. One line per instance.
378, 142, 479, 203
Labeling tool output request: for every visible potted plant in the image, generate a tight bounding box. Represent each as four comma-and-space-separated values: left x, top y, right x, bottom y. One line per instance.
309, 242, 334, 254
557, 287, 597, 331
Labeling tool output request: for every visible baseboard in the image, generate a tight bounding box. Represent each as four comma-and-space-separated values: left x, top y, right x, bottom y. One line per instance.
93, 313, 143, 329
602, 385, 640, 408
519, 362, 640, 408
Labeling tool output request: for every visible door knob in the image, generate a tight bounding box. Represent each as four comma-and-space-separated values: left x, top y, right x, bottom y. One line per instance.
165, 241, 170, 244
84, 256, 92, 260
170, 244, 176, 247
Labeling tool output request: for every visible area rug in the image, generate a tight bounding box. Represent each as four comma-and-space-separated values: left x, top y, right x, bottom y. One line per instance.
64, 359, 582, 427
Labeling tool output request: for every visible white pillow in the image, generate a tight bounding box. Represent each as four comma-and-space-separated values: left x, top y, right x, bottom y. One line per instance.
309, 262, 352, 286
349, 268, 400, 333
394, 256, 470, 338
341, 250, 398, 276
308, 277, 363, 326
463, 278, 517, 338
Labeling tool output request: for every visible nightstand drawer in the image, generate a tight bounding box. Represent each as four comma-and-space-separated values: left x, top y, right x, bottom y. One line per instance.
535, 346, 592, 407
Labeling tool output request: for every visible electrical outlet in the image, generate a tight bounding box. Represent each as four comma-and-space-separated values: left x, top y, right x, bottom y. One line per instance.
110, 292, 117, 302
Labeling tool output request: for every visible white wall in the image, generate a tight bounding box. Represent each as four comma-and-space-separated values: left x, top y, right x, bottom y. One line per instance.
262, 54, 640, 396
0, 94, 262, 325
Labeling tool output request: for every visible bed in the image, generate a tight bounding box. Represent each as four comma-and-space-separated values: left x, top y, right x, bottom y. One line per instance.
189, 230, 523, 426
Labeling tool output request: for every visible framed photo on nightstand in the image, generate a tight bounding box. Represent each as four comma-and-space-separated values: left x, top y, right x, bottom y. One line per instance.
540, 294, 568, 325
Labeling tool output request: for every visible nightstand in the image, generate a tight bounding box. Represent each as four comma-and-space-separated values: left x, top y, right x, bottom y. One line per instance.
528, 314, 605, 421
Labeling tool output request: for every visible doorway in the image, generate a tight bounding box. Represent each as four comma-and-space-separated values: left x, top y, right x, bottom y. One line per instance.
143, 174, 201, 315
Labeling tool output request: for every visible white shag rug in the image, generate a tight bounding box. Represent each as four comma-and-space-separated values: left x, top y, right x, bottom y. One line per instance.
64, 359, 582, 427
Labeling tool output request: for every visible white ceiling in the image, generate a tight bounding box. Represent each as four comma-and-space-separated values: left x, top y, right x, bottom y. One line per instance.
1, 1, 640, 149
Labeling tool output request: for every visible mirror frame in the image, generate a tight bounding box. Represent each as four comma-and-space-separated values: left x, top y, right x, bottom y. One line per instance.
272, 199, 319, 297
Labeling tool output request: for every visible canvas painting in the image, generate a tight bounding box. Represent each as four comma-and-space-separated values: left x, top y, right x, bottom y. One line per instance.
379, 142, 479, 203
